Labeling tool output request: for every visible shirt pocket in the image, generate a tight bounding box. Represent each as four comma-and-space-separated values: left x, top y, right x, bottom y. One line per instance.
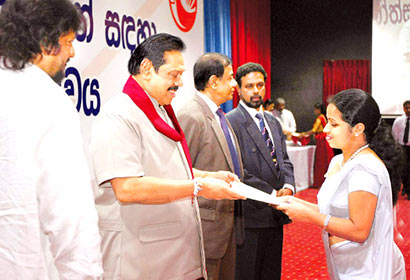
199, 208, 216, 221
139, 221, 183, 243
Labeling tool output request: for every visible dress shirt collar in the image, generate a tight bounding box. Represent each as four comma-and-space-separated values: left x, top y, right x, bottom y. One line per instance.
138, 85, 171, 122
240, 100, 264, 119
145, 89, 161, 108
197, 91, 219, 114
240, 100, 275, 143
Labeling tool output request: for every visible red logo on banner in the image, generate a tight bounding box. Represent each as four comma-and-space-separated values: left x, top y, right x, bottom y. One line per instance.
169, 0, 197, 32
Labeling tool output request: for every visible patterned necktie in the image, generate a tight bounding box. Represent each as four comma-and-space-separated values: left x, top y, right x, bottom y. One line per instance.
255, 113, 278, 166
216, 108, 241, 177
404, 117, 410, 144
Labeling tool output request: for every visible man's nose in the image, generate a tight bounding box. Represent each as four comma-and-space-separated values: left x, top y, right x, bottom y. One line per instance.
252, 85, 260, 93
70, 45, 75, 58
175, 75, 183, 88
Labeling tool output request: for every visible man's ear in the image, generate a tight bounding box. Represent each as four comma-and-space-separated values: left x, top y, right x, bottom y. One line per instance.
140, 58, 153, 80
208, 75, 219, 90
235, 84, 241, 96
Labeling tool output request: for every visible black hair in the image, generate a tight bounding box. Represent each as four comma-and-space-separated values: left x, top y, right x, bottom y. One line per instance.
235, 62, 267, 88
193, 53, 231, 91
403, 100, 410, 106
263, 98, 274, 109
329, 88, 404, 204
314, 102, 326, 115
128, 33, 185, 75
0, 0, 82, 70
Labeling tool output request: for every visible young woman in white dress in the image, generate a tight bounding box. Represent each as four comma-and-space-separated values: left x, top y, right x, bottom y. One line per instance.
277, 89, 406, 279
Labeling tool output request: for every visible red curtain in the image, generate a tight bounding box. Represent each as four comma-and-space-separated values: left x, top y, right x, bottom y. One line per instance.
323, 60, 370, 105
230, 0, 271, 107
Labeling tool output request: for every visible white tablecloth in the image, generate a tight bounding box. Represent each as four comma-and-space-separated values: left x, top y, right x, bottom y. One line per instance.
286, 145, 316, 192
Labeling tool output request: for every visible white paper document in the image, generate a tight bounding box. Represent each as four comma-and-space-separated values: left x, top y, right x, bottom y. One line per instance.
230, 182, 282, 205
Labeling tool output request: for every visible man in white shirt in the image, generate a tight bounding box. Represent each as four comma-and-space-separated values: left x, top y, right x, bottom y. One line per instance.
392, 100, 410, 199
0, 0, 103, 279
272, 97, 297, 139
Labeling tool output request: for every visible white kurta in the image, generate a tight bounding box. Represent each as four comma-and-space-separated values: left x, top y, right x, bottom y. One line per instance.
272, 108, 297, 133
317, 154, 405, 280
0, 65, 103, 279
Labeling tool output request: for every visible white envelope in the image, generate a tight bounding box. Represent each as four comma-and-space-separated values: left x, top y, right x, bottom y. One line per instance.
230, 181, 282, 205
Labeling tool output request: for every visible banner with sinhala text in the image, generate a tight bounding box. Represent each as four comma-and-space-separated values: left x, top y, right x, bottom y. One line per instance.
0, 0, 204, 140
373, 0, 410, 115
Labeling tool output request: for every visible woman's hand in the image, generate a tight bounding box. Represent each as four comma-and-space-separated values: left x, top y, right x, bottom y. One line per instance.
275, 196, 314, 223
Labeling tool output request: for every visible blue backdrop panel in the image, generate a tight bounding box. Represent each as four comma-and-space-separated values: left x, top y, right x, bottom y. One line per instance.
204, 0, 233, 112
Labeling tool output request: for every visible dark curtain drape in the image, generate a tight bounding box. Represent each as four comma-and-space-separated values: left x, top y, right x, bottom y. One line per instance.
323, 60, 371, 105
230, 0, 271, 107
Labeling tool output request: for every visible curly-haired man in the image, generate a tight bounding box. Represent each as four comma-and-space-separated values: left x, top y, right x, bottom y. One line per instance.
0, 0, 102, 279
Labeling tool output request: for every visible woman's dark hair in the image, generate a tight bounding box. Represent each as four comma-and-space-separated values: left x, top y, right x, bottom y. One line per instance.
314, 102, 326, 115
193, 53, 231, 91
329, 88, 404, 204
0, 0, 82, 70
128, 33, 185, 75
235, 62, 267, 88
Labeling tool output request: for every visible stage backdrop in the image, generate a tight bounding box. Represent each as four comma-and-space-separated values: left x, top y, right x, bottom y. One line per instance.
63, 0, 203, 141
373, 0, 410, 115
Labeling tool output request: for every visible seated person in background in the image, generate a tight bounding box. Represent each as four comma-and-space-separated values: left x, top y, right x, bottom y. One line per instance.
272, 97, 296, 140
263, 98, 274, 112
299, 102, 334, 187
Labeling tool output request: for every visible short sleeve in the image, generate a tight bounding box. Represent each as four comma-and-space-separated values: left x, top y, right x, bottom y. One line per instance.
90, 110, 144, 187
346, 167, 381, 196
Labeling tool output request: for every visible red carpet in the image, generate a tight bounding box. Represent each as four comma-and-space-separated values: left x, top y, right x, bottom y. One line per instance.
281, 188, 410, 279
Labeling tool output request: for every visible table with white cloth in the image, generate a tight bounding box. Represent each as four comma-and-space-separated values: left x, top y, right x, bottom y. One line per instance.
286, 145, 316, 192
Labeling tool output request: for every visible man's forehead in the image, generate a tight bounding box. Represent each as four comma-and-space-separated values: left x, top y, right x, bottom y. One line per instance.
161, 51, 185, 72
243, 71, 264, 81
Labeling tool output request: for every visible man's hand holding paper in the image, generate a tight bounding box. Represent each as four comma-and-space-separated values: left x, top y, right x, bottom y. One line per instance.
230, 181, 283, 205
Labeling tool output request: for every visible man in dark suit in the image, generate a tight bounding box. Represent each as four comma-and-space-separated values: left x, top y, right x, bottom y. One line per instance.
178, 53, 244, 280
226, 62, 295, 280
